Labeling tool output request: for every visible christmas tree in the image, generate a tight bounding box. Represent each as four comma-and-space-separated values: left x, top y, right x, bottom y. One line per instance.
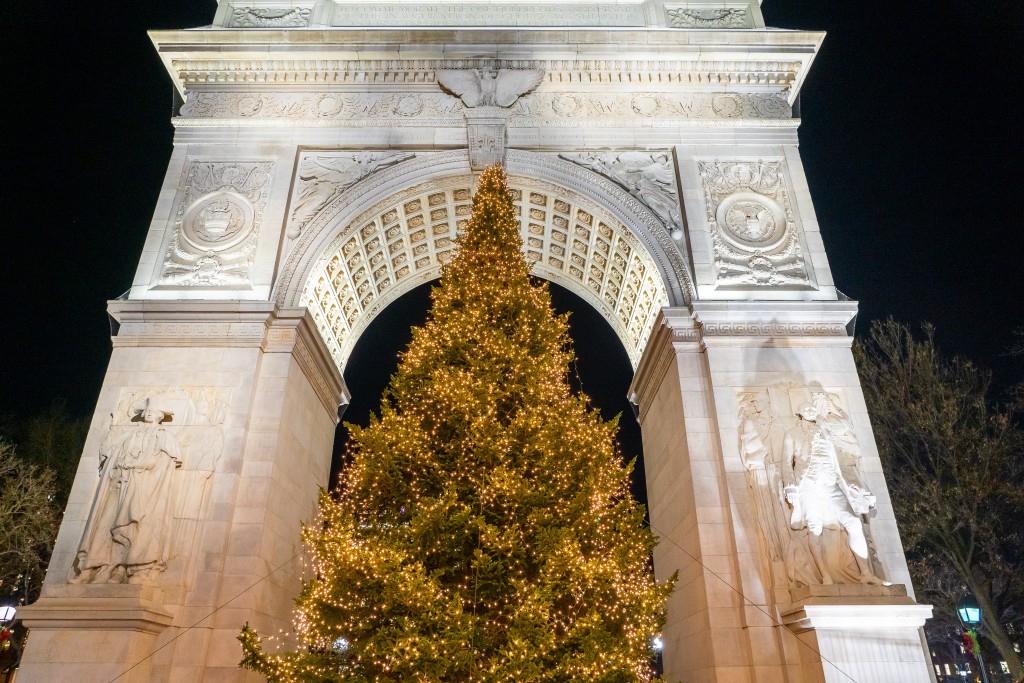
240, 166, 673, 682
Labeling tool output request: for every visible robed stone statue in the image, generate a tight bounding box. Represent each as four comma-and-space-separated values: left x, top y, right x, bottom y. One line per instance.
71, 399, 182, 584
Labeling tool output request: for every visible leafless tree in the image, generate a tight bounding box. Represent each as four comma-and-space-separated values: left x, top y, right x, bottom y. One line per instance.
856, 319, 1024, 679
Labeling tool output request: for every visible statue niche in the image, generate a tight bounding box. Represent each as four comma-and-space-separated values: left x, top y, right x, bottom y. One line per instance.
738, 385, 887, 593
71, 388, 227, 585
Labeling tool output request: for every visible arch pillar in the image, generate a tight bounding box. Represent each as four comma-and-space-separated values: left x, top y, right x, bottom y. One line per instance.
18, 302, 346, 682
631, 303, 933, 683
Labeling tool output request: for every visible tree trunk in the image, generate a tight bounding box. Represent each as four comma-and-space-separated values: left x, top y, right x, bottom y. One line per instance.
981, 611, 1024, 681
973, 587, 1024, 680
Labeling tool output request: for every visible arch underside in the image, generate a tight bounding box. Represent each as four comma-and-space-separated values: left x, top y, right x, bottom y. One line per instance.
300, 172, 672, 371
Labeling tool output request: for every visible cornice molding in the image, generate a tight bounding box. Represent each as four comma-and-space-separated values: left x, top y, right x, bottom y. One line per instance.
150, 29, 824, 103
167, 57, 804, 89
690, 300, 858, 348
19, 585, 174, 635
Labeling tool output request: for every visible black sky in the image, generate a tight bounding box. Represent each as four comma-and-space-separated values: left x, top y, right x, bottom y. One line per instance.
2, 1, 1021, 469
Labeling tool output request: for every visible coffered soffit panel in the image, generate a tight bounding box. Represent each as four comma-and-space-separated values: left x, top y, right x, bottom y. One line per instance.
291, 153, 679, 372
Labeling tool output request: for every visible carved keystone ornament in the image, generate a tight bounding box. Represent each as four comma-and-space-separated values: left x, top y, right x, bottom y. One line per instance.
437, 69, 545, 170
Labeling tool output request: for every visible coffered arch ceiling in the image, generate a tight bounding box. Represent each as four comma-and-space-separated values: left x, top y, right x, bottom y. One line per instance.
300, 172, 673, 372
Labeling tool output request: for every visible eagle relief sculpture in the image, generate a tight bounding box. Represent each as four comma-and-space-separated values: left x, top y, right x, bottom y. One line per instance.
436, 68, 544, 169
435, 69, 545, 108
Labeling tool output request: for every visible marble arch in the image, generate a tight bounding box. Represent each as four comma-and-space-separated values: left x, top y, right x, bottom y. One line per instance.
19, 3, 937, 683
279, 150, 693, 370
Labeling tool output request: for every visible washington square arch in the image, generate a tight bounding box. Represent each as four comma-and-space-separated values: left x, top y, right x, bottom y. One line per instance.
17, 2, 939, 682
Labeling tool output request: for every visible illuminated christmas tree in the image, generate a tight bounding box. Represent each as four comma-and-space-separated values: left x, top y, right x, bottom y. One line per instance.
240, 166, 672, 682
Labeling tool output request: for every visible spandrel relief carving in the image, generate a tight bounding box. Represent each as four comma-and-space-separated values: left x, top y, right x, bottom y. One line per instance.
288, 152, 414, 238
160, 161, 274, 287
560, 152, 684, 240
698, 161, 810, 288
71, 388, 227, 585
738, 385, 888, 594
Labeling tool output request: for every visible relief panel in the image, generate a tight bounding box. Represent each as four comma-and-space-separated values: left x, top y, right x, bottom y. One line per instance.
665, 6, 752, 29
159, 161, 274, 288
737, 384, 888, 598
560, 151, 684, 239
698, 160, 811, 288
70, 387, 229, 586
288, 152, 414, 238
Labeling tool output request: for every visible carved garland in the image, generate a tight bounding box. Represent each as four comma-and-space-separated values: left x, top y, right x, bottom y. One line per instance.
228, 6, 312, 28
177, 91, 791, 126
666, 7, 751, 29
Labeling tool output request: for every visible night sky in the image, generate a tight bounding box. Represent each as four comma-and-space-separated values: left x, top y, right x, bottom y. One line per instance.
2, 2, 1021, 485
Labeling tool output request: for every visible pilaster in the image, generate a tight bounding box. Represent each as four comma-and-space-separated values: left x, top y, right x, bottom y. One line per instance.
18, 302, 347, 683
630, 302, 933, 683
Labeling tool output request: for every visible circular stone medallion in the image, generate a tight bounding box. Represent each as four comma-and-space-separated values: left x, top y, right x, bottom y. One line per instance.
181, 191, 255, 251
232, 94, 263, 117
393, 95, 423, 117
715, 192, 788, 250
631, 94, 661, 117
313, 94, 347, 118
552, 95, 582, 117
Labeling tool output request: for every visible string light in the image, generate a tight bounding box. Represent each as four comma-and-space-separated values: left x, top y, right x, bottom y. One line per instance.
239, 165, 674, 682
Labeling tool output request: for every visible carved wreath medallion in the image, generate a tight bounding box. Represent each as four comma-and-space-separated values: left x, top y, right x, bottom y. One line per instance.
160, 161, 274, 288
698, 161, 810, 288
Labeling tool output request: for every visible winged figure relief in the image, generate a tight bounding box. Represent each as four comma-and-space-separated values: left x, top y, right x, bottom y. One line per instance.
288, 152, 412, 237
436, 69, 545, 107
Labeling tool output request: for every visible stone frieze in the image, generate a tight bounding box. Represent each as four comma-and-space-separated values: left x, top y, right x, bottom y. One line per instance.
177, 91, 791, 125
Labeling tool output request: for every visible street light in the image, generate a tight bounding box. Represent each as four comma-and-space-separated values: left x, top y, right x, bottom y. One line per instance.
956, 595, 990, 683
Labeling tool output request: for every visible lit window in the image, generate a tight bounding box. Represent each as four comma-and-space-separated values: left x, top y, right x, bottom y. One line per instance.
944, 663, 952, 675
1001, 662, 1011, 674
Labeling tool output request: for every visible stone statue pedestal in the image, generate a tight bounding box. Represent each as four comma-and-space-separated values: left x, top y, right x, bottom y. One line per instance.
781, 585, 933, 683
18, 584, 175, 683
